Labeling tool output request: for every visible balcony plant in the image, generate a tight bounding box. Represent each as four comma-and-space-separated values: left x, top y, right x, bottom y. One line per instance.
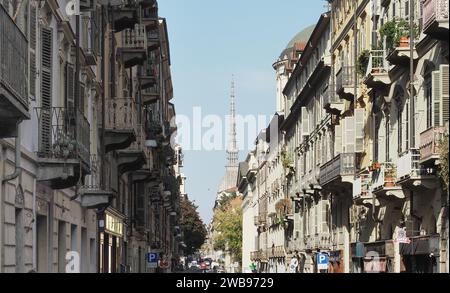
379, 18, 419, 51
357, 50, 370, 76
369, 161, 382, 172
384, 163, 397, 187
439, 134, 449, 191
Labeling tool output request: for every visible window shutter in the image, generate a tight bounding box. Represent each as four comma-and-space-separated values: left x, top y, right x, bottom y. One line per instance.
433, 70, 441, 127
378, 115, 386, 162
39, 27, 53, 155
344, 116, 355, 153
301, 107, 310, 138
65, 63, 75, 110
29, 3, 37, 97
335, 124, 343, 156
80, 83, 86, 113
322, 201, 329, 234
440, 65, 449, 125
355, 109, 365, 153
135, 182, 147, 231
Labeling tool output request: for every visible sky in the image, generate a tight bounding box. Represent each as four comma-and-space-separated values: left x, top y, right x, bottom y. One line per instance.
158, 0, 328, 223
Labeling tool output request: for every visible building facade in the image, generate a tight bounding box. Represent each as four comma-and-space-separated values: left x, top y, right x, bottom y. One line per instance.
241, 0, 449, 274
0, 0, 182, 273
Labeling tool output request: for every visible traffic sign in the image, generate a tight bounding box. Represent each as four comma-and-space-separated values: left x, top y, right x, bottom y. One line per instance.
147, 253, 159, 269
317, 253, 329, 271
290, 258, 298, 273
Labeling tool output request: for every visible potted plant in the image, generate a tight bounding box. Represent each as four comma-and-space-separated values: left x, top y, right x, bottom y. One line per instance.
384, 164, 397, 187
357, 50, 371, 76
369, 161, 382, 172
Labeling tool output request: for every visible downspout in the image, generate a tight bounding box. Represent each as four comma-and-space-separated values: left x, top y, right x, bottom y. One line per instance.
32, 177, 37, 271
2, 124, 22, 183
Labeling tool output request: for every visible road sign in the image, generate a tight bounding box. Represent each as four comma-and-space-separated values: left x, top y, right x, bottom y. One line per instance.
317, 253, 329, 271
290, 258, 298, 273
147, 253, 159, 269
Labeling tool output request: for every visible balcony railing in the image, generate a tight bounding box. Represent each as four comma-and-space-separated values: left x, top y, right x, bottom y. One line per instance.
369, 50, 388, 74
372, 163, 398, 190
128, 124, 146, 152
397, 149, 425, 180
319, 153, 356, 186
0, 4, 28, 108
423, 0, 449, 32
336, 66, 355, 93
122, 24, 147, 49
353, 173, 371, 199
35, 107, 90, 165
105, 98, 138, 132
420, 126, 446, 163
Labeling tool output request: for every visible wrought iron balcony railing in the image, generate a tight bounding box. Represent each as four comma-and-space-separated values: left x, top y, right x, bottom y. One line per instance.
336, 66, 355, 93
0, 4, 28, 109
105, 98, 138, 132
397, 149, 426, 180
372, 163, 399, 191
319, 153, 356, 186
423, 0, 449, 32
420, 126, 446, 163
35, 107, 90, 165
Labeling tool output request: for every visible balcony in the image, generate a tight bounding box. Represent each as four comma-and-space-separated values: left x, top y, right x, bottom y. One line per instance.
117, 124, 147, 175
142, 1, 159, 31
371, 163, 404, 200
254, 215, 267, 227
353, 172, 377, 206
363, 50, 391, 91
111, 6, 139, 33
323, 89, 343, 116
336, 66, 356, 101
142, 85, 160, 105
397, 149, 438, 190
80, 155, 114, 209
0, 5, 29, 138
147, 28, 160, 52
104, 98, 138, 153
138, 62, 157, 90
423, 0, 449, 40
35, 107, 90, 190
386, 46, 418, 67
319, 153, 356, 191
420, 126, 446, 165
117, 24, 147, 68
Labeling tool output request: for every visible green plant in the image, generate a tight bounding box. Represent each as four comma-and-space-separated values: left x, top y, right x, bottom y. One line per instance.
357, 50, 371, 76
439, 135, 449, 191
379, 18, 419, 50
281, 147, 293, 170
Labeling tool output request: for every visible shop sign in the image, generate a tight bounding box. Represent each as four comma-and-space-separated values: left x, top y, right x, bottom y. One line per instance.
105, 213, 123, 237
395, 228, 411, 244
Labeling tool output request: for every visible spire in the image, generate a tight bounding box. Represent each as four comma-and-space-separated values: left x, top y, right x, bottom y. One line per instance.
227, 76, 238, 167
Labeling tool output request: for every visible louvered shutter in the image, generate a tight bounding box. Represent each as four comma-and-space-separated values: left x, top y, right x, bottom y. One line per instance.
29, 3, 37, 97
40, 27, 53, 155
379, 115, 386, 162
335, 124, 343, 156
433, 70, 441, 127
355, 109, 365, 153
80, 83, 86, 113
301, 107, 310, 138
65, 63, 75, 110
440, 65, 449, 125
344, 116, 355, 153
135, 182, 146, 231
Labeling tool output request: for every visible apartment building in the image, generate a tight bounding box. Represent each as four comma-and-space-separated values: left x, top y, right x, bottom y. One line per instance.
0, 0, 181, 273
241, 0, 449, 274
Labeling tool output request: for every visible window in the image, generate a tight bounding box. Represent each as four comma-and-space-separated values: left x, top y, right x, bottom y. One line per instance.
398, 100, 403, 154
425, 74, 433, 129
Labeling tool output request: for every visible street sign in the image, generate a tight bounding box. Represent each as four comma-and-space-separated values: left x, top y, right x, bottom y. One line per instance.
395, 228, 411, 244
289, 258, 298, 273
147, 253, 159, 269
317, 253, 329, 271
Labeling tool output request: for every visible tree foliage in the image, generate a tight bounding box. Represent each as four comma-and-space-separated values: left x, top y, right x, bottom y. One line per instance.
180, 197, 207, 256
213, 197, 243, 262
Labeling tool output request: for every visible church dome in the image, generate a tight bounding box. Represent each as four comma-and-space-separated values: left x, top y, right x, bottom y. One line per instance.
278, 25, 316, 60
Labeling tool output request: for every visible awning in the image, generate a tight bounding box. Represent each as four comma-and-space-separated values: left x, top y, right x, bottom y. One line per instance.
363, 257, 387, 273
400, 235, 440, 256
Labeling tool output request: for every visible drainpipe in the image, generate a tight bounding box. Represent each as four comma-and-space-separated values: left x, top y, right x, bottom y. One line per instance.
2, 124, 22, 183
32, 177, 37, 272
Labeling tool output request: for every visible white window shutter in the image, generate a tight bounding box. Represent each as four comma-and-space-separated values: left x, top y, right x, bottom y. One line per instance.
440, 65, 449, 125
302, 107, 310, 137
335, 124, 343, 156
433, 70, 441, 127
378, 115, 386, 162
345, 116, 355, 153
355, 109, 365, 153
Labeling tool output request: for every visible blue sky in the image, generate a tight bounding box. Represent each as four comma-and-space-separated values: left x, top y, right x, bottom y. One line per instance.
159, 0, 328, 223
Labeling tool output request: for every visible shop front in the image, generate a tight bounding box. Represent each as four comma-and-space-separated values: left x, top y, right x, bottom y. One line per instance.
400, 235, 440, 273
362, 241, 395, 273
99, 209, 125, 273
351, 242, 365, 273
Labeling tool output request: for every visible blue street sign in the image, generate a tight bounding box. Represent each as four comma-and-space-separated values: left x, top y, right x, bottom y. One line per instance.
317, 253, 329, 271
147, 253, 159, 263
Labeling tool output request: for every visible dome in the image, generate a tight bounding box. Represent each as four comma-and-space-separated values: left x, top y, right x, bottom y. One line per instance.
278, 25, 316, 60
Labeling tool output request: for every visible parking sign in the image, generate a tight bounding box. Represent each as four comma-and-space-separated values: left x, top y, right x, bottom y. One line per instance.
317, 253, 329, 271
147, 253, 159, 269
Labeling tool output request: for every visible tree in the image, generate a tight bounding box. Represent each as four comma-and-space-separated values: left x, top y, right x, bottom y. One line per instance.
180, 197, 207, 256
440, 135, 449, 192
213, 197, 243, 262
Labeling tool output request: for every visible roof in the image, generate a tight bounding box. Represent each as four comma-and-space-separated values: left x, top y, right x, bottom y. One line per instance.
278, 25, 316, 60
